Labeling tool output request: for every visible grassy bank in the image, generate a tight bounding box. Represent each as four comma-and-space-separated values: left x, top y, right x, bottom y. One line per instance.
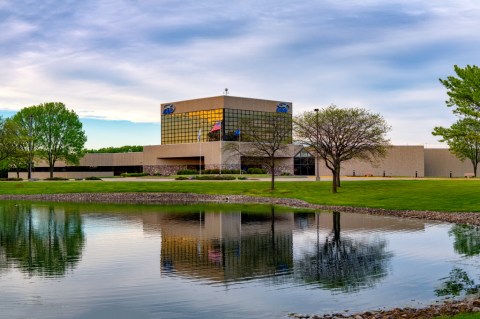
0, 179, 479, 212
438, 313, 479, 319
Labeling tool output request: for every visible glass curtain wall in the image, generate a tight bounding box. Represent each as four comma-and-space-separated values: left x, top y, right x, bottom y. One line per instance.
162, 109, 223, 144
161, 108, 292, 145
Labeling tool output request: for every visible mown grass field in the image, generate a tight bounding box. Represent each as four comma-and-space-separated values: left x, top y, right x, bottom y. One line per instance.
437, 313, 480, 319
1, 179, 480, 212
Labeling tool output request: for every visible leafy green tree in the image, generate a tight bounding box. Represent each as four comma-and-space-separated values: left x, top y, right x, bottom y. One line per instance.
0, 117, 21, 162
0, 117, 30, 178
35, 102, 87, 178
294, 106, 391, 193
85, 145, 143, 153
439, 65, 480, 117
433, 118, 480, 176
11, 105, 43, 179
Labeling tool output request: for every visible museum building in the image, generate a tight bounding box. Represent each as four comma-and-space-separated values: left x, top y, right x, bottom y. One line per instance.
142, 95, 298, 176
7, 95, 478, 179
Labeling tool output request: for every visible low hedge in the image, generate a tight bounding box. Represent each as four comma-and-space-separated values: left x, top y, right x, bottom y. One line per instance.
202, 169, 242, 174
44, 177, 69, 181
120, 172, 149, 177
0, 178, 23, 181
194, 175, 236, 180
247, 168, 266, 174
177, 169, 199, 175
85, 176, 102, 180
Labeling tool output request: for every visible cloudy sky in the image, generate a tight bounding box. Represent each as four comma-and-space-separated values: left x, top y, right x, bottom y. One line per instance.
1, 0, 479, 148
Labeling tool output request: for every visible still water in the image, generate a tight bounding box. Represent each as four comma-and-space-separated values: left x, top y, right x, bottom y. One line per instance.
1, 202, 480, 319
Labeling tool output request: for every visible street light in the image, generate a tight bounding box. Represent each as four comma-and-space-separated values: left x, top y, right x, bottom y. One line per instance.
28, 114, 33, 180
314, 108, 320, 181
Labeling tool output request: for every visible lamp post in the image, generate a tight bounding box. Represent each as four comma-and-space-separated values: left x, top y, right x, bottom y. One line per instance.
28, 114, 33, 180
314, 108, 320, 181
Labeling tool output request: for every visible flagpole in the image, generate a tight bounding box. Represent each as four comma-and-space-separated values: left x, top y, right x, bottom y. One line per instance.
198, 128, 202, 175
219, 121, 222, 175
238, 130, 242, 175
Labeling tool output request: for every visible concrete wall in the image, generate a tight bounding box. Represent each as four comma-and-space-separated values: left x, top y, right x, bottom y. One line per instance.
161, 95, 292, 114
316, 145, 425, 177
9, 146, 475, 179
9, 171, 114, 179
7, 152, 143, 179
143, 142, 296, 175
424, 148, 473, 177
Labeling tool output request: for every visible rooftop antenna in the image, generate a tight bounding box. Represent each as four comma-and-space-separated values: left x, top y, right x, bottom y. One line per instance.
224, 88, 229, 95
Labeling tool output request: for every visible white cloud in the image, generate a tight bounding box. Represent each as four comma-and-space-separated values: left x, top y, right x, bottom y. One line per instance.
1, 0, 479, 146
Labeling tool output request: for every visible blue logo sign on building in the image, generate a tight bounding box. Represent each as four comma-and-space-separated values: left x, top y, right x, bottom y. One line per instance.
276, 102, 289, 113
163, 104, 176, 115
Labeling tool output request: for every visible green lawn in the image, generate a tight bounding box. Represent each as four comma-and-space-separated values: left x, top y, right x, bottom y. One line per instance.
436, 313, 480, 319
1, 179, 480, 212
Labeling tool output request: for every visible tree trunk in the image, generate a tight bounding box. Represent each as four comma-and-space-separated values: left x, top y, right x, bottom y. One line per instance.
27, 160, 32, 180
471, 159, 478, 177
331, 169, 338, 193
49, 157, 56, 179
336, 166, 341, 187
270, 157, 275, 191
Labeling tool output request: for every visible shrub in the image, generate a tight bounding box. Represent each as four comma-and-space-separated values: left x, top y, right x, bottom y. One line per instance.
221, 169, 241, 174
202, 169, 220, 174
0, 178, 23, 181
237, 176, 247, 180
175, 176, 189, 180
85, 176, 102, 180
44, 177, 69, 181
177, 169, 199, 175
120, 172, 149, 177
281, 172, 291, 176
247, 168, 266, 174
194, 175, 236, 180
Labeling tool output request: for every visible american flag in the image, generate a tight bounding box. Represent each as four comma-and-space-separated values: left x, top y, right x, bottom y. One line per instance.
210, 121, 222, 132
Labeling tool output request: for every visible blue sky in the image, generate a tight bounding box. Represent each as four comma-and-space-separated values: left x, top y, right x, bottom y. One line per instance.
1, 0, 479, 148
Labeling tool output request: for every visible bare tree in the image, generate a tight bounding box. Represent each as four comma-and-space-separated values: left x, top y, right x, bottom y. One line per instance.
294, 105, 391, 193
224, 112, 292, 190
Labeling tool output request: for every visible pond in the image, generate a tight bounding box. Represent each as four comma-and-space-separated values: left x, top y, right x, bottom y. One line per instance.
1, 202, 479, 318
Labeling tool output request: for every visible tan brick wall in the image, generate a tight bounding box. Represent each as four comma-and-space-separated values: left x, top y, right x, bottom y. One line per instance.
8, 171, 114, 179
316, 145, 425, 177
160, 95, 292, 114
424, 148, 474, 177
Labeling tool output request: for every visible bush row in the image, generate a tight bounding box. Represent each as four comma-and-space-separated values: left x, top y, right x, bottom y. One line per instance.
194, 175, 236, 180
176, 168, 267, 175
175, 175, 240, 180
120, 172, 149, 177
0, 178, 23, 181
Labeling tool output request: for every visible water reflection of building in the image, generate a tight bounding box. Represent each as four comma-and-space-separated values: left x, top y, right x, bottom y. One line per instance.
294, 212, 426, 233
141, 210, 425, 288
142, 211, 294, 282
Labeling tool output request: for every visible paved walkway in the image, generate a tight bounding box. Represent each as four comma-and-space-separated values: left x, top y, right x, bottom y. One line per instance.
101, 176, 419, 182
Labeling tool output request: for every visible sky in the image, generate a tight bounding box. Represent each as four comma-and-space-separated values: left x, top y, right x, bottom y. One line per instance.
1, 0, 479, 149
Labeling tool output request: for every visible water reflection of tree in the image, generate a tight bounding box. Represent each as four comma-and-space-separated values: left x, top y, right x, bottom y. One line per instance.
435, 268, 480, 297
294, 212, 393, 292
0, 203, 84, 277
449, 224, 480, 256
